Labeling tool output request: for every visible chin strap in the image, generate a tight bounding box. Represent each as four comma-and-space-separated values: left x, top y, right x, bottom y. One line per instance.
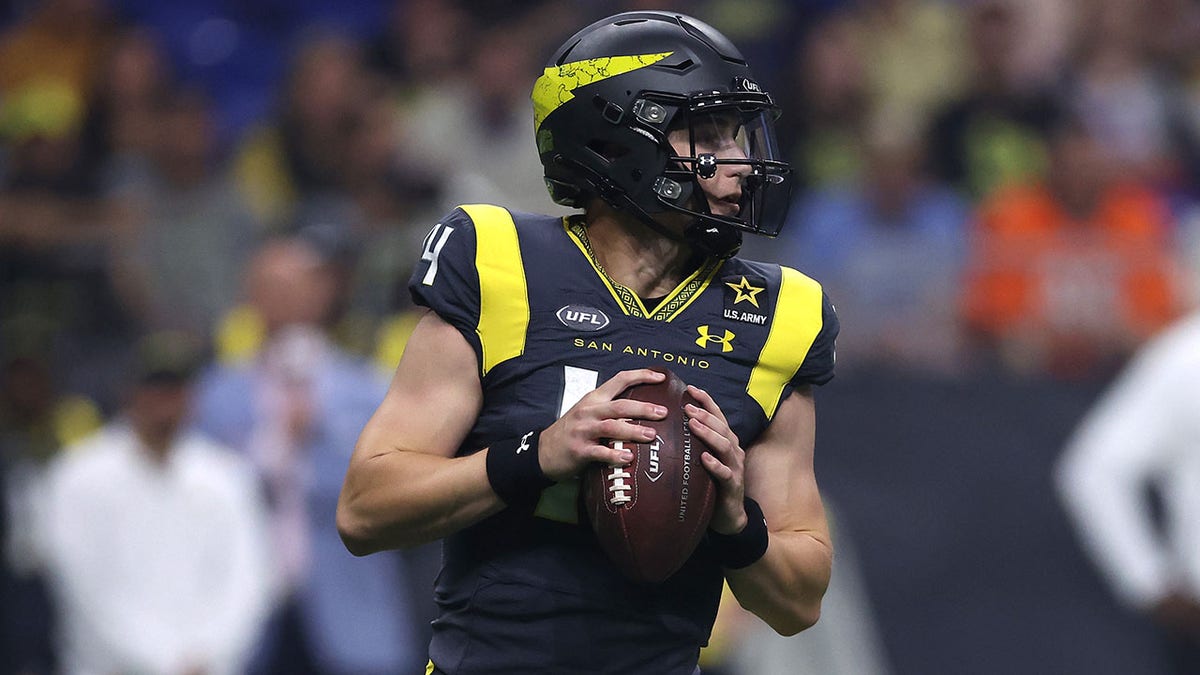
685, 220, 742, 259
607, 188, 742, 260
559, 153, 744, 259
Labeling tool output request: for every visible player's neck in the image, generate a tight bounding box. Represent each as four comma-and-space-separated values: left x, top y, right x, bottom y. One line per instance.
583, 205, 697, 299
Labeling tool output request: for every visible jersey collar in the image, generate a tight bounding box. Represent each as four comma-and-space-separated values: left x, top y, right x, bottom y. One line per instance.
563, 217, 724, 322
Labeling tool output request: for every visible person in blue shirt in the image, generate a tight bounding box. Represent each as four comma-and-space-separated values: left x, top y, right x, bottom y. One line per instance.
194, 237, 420, 675
746, 129, 968, 374
338, 12, 838, 674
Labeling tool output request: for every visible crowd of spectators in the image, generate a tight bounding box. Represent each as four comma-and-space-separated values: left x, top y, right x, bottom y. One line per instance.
3, 0, 1200, 673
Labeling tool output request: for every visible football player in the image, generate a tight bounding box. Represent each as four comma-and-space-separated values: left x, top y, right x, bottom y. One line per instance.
338, 11, 839, 674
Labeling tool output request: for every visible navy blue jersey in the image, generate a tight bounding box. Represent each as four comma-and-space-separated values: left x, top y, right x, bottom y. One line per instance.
409, 205, 837, 675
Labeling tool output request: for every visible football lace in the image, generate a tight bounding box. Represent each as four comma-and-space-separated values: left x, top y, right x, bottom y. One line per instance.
606, 466, 633, 506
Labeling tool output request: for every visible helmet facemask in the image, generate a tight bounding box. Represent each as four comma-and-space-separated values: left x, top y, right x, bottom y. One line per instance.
652, 91, 792, 240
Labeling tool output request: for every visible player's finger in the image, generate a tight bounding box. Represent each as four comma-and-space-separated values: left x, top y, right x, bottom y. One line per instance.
690, 415, 738, 462
686, 385, 728, 424
606, 398, 668, 421
594, 441, 635, 466
593, 368, 667, 399
595, 417, 657, 444
684, 402, 723, 432
686, 403, 739, 449
701, 451, 735, 482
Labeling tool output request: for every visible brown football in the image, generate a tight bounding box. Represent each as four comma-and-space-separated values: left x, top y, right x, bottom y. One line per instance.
582, 367, 716, 583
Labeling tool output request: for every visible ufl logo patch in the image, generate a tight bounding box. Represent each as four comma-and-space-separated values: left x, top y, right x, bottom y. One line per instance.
556, 305, 610, 331
722, 275, 768, 325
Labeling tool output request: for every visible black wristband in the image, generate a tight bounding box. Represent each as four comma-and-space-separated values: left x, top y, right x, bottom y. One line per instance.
486, 430, 553, 508
708, 497, 770, 569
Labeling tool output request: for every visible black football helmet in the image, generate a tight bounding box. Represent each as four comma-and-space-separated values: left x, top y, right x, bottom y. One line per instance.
532, 11, 792, 258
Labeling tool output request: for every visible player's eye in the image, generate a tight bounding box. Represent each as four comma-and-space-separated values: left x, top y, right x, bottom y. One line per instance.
692, 115, 738, 150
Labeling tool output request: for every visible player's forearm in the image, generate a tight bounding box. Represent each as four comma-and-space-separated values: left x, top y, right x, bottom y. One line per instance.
726, 528, 833, 635
337, 449, 504, 554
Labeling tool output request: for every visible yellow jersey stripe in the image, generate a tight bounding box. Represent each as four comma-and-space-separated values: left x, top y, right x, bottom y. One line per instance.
463, 204, 529, 375
747, 267, 824, 419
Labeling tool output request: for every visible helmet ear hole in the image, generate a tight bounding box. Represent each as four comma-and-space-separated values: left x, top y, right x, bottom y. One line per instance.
591, 95, 625, 124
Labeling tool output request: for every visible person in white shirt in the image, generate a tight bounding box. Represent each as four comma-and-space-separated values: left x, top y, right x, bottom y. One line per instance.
40, 333, 274, 675
1056, 312, 1200, 672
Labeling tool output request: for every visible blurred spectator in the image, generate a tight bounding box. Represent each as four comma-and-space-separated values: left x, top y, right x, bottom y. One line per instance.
367, 0, 473, 93
855, 0, 969, 147
1065, 0, 1179, 185
39, 331, 273, 675
926, 0, 1062, 198
340, 77, 440, 247
106, 87, 261, 339
399, 10, 571, 214
746, 126, 969, 374
779, 8, 871, 189
110, 0, 389, 141
1003, 0, 1075, 88
1, 336, 102, 675
961, 116, 1186, 378
1141, 0, 1200, 193
234, 32, 370, 229
693, 0, 798, 89
0, 60, 138, 408
193, 238, 420, 675
1057, 310, 1200, 673
0, 80, 94, 195
1140, 0, 1200, 72
80, 26, 172, 184
331, 79, 441, 355
0, 0, 114, 101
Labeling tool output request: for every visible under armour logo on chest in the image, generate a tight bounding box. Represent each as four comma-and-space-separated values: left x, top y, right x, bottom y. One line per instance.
696, 325, 735, 352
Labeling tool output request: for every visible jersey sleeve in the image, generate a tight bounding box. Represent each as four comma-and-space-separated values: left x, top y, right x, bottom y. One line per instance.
408, 207, 485, 364
748, 264, 837, 420
793, 292, 839, 386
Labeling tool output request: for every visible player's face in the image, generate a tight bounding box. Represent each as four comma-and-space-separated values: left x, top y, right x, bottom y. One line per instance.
668, 111, 752, 218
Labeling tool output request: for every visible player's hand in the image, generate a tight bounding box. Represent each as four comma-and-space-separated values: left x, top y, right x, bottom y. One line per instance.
686, 385, 747, 535
538, 368, 669, 482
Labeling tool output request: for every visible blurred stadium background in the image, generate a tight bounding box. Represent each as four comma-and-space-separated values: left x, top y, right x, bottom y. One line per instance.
3, 0, 1200, 673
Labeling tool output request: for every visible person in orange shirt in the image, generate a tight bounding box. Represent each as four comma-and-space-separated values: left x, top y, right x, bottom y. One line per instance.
962, 117, 1184, 377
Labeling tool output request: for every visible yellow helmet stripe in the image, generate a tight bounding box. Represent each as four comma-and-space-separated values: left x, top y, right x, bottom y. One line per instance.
532, 52, 673, 131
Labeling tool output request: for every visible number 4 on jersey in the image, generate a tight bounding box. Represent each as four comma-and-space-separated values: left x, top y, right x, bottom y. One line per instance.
420, 223, 455, 286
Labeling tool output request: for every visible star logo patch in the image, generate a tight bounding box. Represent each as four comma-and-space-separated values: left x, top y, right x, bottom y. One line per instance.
724, 276, 765, 308
721, 275, 769, 326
